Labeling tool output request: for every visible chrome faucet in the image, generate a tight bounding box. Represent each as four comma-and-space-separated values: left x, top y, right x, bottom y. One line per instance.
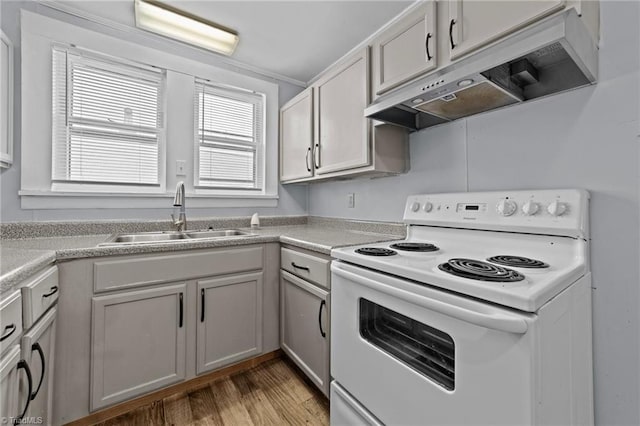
171, 181, 187, 231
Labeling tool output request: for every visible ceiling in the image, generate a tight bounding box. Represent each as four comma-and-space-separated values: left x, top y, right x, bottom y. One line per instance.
54, 1, 412, 84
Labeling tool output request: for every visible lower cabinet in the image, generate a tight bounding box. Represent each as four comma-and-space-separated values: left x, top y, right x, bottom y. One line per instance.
196, 272, 263, 374
20, 307, 57, 423
91, 283, 187, 411
0, 345, 22, 423
280, 270, 330, 396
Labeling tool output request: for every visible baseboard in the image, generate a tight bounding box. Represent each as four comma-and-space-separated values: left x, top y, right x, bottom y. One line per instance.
66, 350, 282, 426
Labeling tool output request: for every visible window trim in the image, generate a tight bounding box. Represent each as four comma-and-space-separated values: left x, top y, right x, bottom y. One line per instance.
19, 10, 280, 209
193, 80, 266, 194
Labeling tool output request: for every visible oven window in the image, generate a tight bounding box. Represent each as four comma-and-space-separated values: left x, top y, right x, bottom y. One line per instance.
359, 298, 455, 390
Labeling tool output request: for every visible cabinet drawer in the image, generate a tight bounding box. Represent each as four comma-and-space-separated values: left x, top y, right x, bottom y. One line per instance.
21, 266, 58, 329
281, 248, 330, 289
94, 246, 264, 292
0, 291, 23, 352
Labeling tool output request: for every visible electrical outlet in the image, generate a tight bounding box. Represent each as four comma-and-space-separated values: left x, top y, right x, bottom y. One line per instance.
176, 160, 186, 176
347, 193, 355, 208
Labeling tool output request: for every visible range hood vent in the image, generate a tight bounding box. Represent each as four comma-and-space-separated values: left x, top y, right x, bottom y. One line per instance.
365, 9, 598, 131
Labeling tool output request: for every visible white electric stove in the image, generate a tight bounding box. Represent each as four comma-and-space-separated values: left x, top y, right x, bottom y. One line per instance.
330, 189, 594, 426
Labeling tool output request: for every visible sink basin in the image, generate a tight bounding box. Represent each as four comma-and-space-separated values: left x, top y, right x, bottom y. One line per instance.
100, 229, 255, 246
185, 229, 249, 238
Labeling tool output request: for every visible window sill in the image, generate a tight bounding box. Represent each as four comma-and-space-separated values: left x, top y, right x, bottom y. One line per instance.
18, 190, 279, 209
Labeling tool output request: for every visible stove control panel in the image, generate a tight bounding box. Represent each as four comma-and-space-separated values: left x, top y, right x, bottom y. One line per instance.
403, 189, 589, 239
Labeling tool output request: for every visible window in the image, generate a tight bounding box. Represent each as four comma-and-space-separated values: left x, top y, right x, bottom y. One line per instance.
21, 11, 280, 209
52, 46, 165, 187
194, 81, 265, 191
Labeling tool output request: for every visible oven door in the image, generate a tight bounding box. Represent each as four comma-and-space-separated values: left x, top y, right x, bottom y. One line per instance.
331, 261, 538, 426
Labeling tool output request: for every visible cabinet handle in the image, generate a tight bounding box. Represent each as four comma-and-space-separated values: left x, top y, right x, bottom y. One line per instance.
291, 262, 310, 272
179, 293, 184, 328
305, 147, 311, 172
313, 143, 320, 169
42, 286, 58, 298
449, 19, 456, 50
0, 323, 16, 342
200, 289, 205, 323
425, 32, 433, 61
30, 343, 46, 400
318, 300, 326, 338
16, 360, 33, 422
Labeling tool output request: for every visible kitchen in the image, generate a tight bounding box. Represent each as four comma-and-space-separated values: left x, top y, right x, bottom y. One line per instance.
0, 1, 638, 425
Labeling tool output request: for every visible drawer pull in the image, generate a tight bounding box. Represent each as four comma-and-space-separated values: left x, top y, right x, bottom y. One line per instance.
16, 360, 33, 422
31, 343, 46, 400
291, 262, 310, 272
42, 286, 59, 298
318, 300, 326, 338
0, 324, 16, 342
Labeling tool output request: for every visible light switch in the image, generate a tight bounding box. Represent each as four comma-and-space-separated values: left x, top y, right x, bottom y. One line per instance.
176, 160, 186, 176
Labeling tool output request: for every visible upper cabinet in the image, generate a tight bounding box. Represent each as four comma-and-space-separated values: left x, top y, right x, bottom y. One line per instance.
448, 0, 566, 60
280, 48, 408, 184
314, 48, 370, 175
372, 1, 437, 97
1, 30, 13, 168
280, 88, 314, 182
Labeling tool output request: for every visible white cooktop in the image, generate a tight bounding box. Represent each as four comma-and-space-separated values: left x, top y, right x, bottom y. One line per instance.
331, 189, 590, 312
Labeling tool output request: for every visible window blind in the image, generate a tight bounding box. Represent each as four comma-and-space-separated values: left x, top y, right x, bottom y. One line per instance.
52, 46, 164, 186
194, 81, 265, 190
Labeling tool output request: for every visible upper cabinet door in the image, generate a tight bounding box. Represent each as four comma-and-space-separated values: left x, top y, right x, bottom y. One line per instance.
372, 1, 437, 96
448, 0, 565, 60
280, 88, 314, 182
314, 48, 370, 175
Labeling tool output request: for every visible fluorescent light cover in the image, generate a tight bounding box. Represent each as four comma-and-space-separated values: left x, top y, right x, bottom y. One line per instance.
134, 0, 239, 55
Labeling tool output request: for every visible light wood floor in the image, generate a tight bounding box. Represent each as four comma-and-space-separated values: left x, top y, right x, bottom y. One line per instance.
94, 357, 330, 426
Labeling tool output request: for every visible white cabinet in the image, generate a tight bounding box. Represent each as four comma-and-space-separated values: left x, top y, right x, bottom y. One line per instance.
279, 246, 331, 397
448, 0, 566, 60
0, 30, 13, 168
1, 275, 57, 425
20, 307, 57, 424
280, 249, 330, 397
280, 88, 314, 182
280, 48, 407, 184
314, 48, 370, 175
196, 272, 263, 374
372, 1, 437, 96
0, 345, 22, 423
91, 283, 187, 410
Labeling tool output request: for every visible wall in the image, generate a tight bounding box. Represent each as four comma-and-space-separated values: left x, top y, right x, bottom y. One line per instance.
0, 1, 307, 222
309, 2, 640, 425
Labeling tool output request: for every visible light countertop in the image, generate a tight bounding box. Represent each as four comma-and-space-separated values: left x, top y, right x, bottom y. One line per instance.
0, 224, 403, 294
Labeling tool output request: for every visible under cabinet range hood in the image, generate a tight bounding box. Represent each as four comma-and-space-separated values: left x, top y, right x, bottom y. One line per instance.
366, 9, 598, 131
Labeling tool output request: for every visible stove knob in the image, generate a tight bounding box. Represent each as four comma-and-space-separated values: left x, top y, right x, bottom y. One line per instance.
423, 202, 433, 213
547, 200, 567, 216
410, 201, 421, 212
496, 199, 517, 216
521, 201, 539, 216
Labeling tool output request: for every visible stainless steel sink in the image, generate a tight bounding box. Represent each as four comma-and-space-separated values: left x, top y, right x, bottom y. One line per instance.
185, 229, 248, 238
100, 229, 255, 246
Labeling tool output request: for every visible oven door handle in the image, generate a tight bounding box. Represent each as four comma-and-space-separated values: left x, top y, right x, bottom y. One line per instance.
332, 264, 529, 334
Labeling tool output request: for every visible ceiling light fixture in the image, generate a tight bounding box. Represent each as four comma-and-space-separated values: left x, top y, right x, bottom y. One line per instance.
134, 0, 239, 56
